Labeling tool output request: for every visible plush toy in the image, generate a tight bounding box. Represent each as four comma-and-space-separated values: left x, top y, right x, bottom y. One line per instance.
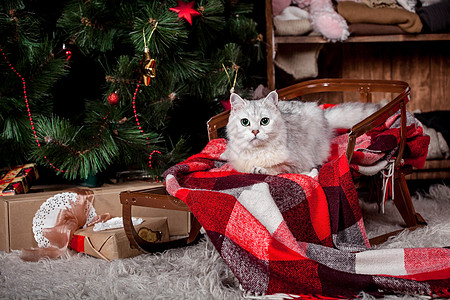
273, 0, 349, 42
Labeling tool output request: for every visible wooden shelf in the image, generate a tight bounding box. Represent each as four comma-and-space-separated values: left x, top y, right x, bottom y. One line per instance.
275, 33, 450, 44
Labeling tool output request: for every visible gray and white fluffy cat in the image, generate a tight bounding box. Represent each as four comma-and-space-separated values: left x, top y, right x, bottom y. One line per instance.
222, 91, 382, 176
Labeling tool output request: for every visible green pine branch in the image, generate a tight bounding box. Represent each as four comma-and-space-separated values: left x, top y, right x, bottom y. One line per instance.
31, 108, 163, 180
131, 1, 188, 56
0, 0, 266, 180
57, 0, 134, 54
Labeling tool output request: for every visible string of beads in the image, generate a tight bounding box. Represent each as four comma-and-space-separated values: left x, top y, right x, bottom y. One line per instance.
1, 46, 160, 175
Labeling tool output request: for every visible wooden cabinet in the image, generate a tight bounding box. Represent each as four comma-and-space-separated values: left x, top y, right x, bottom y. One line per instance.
265, 0, 450, 113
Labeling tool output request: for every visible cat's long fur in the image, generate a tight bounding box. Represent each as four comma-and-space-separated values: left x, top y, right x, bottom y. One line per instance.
223, 91, 381, 175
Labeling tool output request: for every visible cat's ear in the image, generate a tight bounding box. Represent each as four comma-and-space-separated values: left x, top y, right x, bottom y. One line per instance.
263, 91, 278, 108
230, 93, 246, 111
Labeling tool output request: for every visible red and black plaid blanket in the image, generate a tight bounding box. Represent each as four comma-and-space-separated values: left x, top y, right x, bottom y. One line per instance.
163, 114, 449, 298
328, 108, 429, 176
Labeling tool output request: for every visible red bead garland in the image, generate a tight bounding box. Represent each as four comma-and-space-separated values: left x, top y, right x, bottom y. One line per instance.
1, 46, 161, 176
132, 82, 161, 169
1, 47, 66, 173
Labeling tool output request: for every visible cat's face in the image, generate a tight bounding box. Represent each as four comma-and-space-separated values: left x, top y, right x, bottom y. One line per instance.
227, 91, 282, 147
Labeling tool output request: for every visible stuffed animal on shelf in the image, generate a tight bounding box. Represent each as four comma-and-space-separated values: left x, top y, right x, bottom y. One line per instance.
272, 0, 349, 42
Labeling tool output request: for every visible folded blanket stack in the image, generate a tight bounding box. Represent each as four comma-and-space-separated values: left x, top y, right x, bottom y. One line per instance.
273, 6, 322, 81
336, 0, 449, 35
337, 1, 423, 34
416, 0, 450, 33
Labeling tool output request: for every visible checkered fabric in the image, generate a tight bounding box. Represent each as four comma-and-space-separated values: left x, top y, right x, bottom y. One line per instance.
163, 120, 448, 298
329, 109, 430, 176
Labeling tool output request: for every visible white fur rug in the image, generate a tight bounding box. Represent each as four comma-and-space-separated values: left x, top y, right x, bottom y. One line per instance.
1, 184, 449, 300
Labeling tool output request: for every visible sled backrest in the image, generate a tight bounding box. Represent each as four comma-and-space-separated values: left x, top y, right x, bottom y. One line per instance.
207, 78, 410, 167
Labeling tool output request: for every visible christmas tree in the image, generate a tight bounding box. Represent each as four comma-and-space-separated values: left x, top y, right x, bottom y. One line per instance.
0, 0, 265, 183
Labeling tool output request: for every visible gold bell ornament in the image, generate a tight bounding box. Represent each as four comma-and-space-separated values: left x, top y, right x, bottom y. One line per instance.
141, 22, 158, 86
142, 46, 156, 86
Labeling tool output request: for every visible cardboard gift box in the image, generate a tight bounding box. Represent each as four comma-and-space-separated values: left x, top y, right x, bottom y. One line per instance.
0, 181, 191, 252
70, 217, 170, 261
0, 163, 39, 196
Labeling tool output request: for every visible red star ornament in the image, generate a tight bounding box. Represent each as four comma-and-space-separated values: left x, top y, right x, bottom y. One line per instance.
169, 0, 201, 25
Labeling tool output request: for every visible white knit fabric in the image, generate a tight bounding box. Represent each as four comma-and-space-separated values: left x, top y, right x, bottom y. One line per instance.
93, 217, 143, 232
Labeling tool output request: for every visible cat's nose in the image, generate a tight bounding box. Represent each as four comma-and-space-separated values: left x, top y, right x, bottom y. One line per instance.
252, 130, 259, 136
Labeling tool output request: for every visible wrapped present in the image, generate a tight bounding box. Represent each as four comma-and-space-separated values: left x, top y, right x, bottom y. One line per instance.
70, 216, 170, 261
1, 181, 190, 253
0, 163, 39, 196
0, 177, 28, 195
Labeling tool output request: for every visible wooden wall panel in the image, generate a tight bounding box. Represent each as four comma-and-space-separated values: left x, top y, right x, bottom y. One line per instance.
430, 42, 450, 112
316, 41, 449, 112
391, 43, 431, 113
274, 40, 449, 113
341, 44, 392, 103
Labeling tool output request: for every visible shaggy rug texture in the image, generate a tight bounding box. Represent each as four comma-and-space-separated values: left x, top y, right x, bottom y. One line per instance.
1, 184, 449, 300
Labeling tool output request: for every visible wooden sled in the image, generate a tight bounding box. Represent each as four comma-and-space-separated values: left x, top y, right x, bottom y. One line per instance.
121, 79, 427, 252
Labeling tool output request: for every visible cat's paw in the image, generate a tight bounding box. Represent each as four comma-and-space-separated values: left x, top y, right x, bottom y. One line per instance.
301, 168, 319, 178
251, 166, 268, 174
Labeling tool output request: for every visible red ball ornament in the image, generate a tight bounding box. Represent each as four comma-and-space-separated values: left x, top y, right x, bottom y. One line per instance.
108, 91, 119, 105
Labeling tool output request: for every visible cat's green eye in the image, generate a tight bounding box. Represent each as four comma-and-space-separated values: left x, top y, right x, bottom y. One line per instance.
260, 117, 270, 126
240, 118, 250, 127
